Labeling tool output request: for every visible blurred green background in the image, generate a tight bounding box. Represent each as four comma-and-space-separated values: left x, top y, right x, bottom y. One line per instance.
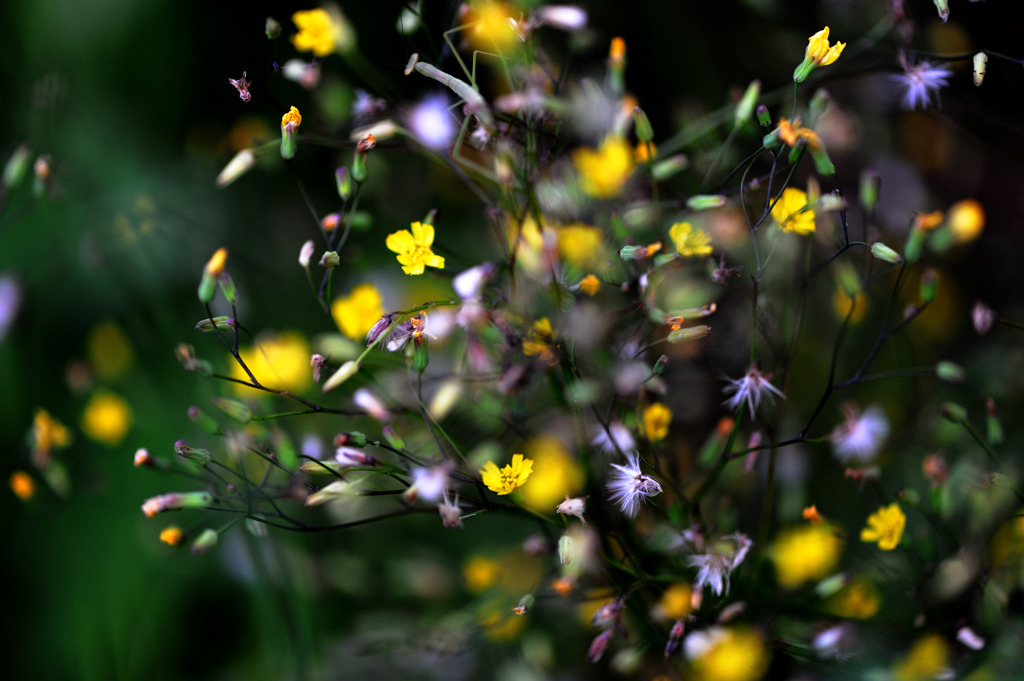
4, 1, 1024, 679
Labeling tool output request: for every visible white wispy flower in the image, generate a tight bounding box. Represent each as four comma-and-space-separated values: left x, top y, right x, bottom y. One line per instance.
829, 403, 889, 463
894, 58, 952, 110
686, 533, 752, 596
407, 95, 455, 150
722, 363, 784, 418
438, 490, 462, 528
607, 452, 662, 517
590, 421, 636, 455
405, 463, 451, 503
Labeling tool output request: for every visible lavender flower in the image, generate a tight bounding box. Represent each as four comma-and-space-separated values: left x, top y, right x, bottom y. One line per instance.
722, 363, 785, 418
686, 533, 753, 596
607, 452, 662, 517
894, 59, 952, 110
829, 403, 889, 463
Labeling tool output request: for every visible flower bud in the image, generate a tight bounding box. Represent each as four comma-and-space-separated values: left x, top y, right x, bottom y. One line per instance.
3, 144, 31, 189
686, 194, 727, 211
175, 439, 212, 466
141, 491, 214, 517
651, 154, 688, 181
280, 106, 301, 160
413, 337, 429, 372
352, 133, 376, 183
160, 526, 185, 547
382, 425, 405, 450
933, 0, 949, 22
860, 169, 881, 209
211, 396, 253, 424
322, 360, 359, 392
558, 534, 575, 565
513, 594, 535, 616
920, 268, 939, 305
587, 630, 614, 663
134, 448, 154, 467
940, 402, 967, 424
216, 149, 256, 187
810, 144, 835, 176
734, 80, 760, 127
190, 528, 219, 555
870, 242, 902, 264
756, 104, 771, 129
195, 316, 235, 332
334, 446, 376, 467
319, 251, 340, 268
972, 301, 994, 336
935, 360, 965, 383
986, 397, 1003, 446
903, 227, 927, 264
334, 431, 367, 447
335, 166, 352, 200
809, 88, 831, 122
265, 16, 281, 39
607, 37, 626, 94
667, 325, 711, 343
973, 52, 987, 87
304, 480, 351, 507
365, 313, 397, 345
299, 240, 315, 267
198, 248, 227, 303
218, 273, 238, 305
187, 406, 221, 435
632, 107, 653, 142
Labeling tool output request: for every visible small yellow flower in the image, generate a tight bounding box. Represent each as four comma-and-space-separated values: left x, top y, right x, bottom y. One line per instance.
160, 526, 185, 547
914, 211, 944, 231
516, 435, 583, 511
892, 634, 950, 681
669, 221, 713, 257
479, 453, 534, 495
331, 283, 384, 341
467, 1, 519, 52
860, 502, 906, 550
794, 27, 845, 83
826, 577, 880, 619
231, 331, 312, 393
82, 391, 133, 446
643, 403, 673, 442
205, 247, 228, 276
770, 524, 842, 588
609, 37, 626, 67
291, 9, 340, 57
523, 317, 557, 365
281, 106, 302, 132
573, 136, 635, 198
579, 274, 601, 296
32, 408, 71, 457
691, 627, 771, 681
634, 142, 657, 163
771, 187, 816, 235
948, 198, 985, 243
776, 117, 822, 150
386, 221, 445, 275
557, 223, 604, 267
653, 582, 693, 621
9, 471, 35, 500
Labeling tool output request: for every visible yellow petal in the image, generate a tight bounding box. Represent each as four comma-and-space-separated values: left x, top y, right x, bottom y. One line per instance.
411, 221, 435, 247
386, 229, 414, 254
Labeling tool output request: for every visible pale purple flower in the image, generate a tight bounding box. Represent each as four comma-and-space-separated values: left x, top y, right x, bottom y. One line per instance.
829, 403, 889, 463
607, 452, 662, 517
406, 464, 450, 503
894, 59, 952, 110
407, 95, 455, 151
590, 421, 636, 455
686, 533, 752, 596
722, 363, 785, 418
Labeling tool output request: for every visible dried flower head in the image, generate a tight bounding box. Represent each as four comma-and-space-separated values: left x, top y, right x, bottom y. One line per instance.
607, 452, 663, 517
829, 403, 889, 464
722, 363, 785, 418
894, 54, 952, 110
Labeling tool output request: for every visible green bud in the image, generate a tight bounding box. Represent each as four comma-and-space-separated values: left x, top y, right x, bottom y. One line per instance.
195, 316, 235, 332
860, 170, 881, 209
903, 227, 927, 263
814, 572, 850, 598
218, 273, 238, 305
175, 439, 212, 466
734, 80, 760, 127
920, 268, 939, 305
335, 166, 352, 199
810, 144, 835, 176
323, 360, 359, 392
632, 107, 654, 142
558, 534, 574, 566
933, 0, 949, 22
3, 144, 31, 189
265, 17, 281, 39
870, 242, 902, 264
187, 407, 221, 435
335, 431, 368, 447
211, 397, 253, 424
652, 253, 678, 268
973, 52, 987, 87
280, 121, 298, 160
382, 425, 405, 450
935, 361, 965, 383
651, 154, 688, 181
304, 481, 351, 507
667, 325, 711, 343
197, 272, 217, 304
940, 402, 967, 424
514, 594, 535, 615
319, 251, 340, 269
413, 338, 429, 372
619, 245, 647, 261
686, 194, 727, 211
809, 88, 831, 122
653, 355, 669, 375
756, 104, 771, 129
986, 398, 1003, 446
190, 528, 219, 556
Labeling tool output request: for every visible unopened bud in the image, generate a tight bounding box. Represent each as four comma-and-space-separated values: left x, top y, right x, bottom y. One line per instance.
920, 268, 939, 305
734, 80, 760, 127
382, 425, 405, 450
265, 16, 281, 39
870, 242, 902, 264
305, 480, 351, 507
810, 144, 835, 176
218, 273, 238, 305
973, 52, 987, 87
756, 104, 771, 129
211, 396, 253, 424
588, 630, 614, 663
972, 301, 994, 335
319, 251, 340, 268
809, 88, 831, 122
195, 316, 235, 332
334, 446, 376, 467
335, 166, 352, 199
860, 170, 881, 209
558, 534, 574, 565
190, 528, 219, 555
513, 594, 535, 616
934, 0, 949, 22
413, 337, 429, 371
134, 447, 154, 467
322, 360, 359, 392
352, 134, 376, 183
667, 325, 711, 343
632, 107, 653, 142
986, 397, 1003, 446
141, 491, 214, 517
935, 360, 965, 383
686, 194, 727, 211
198, 248, 227, 303
653, 355, 669, 375
216, 149, 256, 187
940, 402, 967, 424
299, 240, 315, 267
187, 407, 221, 435
3, 144, 31, 189
334, 431, 368, 447
175, 439, 212, 465
651, 154, 688, 181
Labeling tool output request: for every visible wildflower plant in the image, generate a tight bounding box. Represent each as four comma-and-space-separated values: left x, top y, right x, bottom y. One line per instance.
98, 3, 1024, 679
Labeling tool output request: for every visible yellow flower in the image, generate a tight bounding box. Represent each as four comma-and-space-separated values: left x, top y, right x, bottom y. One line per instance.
914, 211, 944, 231
231, 331, 312, 393
948, 198, 985, 243
635, 142, 657, 163
770, 524, 842, 588
479, 453, 534, 495
523, 317, 557, 365
691, 627, 771, 681
776, 117, 822, 151
386, 221, 445, 275
464, 555, 504, 592
516, 435, 583, 511
669, 221, 713, 257
10, 471, 35, 500
653, 582, 693, 621
892, 635, 950, 681
557, 223, 604, 267
573, 136, 635, 198
467, 1, 519, 52
332, 283, 384, 341
291, 9, 340, 57
643, 403, 673, 442
82, 391, 133, 446
280, 106, 302, 132
794, 27, 845, 82
32, 408, 71, 457
826, 577, 880, 619
87, 321, 134, 380
579, 274, 601, 296
205, 247, 228, 276
160, 526, 185, 547
771, 187, 815, 235
860, 502, 906, 550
